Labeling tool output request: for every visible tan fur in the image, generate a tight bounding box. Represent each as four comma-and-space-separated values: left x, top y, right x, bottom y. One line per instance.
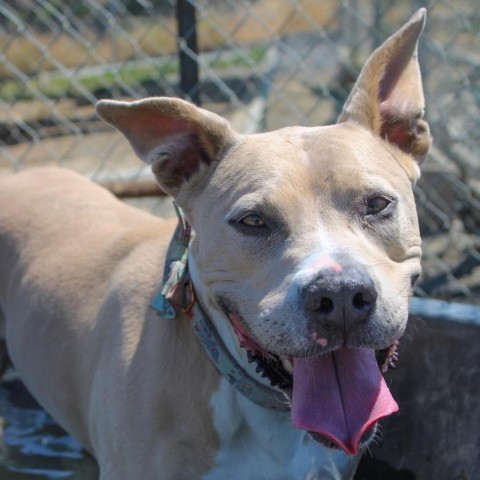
0, 168, 220, 478
0, 10, 429, 480
338, 8, 431, 168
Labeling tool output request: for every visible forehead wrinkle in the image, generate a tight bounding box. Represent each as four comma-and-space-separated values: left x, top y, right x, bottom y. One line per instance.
210, 132, 309, 198
214, 129, 316, 203
245, 130, 354, 236
301, 126, 412, 201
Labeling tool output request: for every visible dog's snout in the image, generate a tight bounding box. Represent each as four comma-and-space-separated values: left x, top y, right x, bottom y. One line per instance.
303, 267, 377, 331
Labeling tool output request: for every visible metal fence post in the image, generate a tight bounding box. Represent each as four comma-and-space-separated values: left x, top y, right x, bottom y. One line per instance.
176, 0, 200, 105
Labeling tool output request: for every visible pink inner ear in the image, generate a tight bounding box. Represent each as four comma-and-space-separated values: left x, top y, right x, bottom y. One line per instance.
379, 71, 423, 120
97, 97, 237, 195
118, 112, 197, 163
378, 50, 424, 130
378, 42, 413, 104
131, 114, 194, 144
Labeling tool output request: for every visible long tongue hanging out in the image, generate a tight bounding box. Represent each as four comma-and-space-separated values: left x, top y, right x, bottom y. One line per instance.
291, 348, 398, 456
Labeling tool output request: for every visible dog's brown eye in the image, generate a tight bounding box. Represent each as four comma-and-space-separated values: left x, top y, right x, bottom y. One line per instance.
367, 196, 390, 215
240, 214, 265, 227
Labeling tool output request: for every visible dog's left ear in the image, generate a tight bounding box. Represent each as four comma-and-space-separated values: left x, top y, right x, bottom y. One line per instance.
338, 8, 431, 181
96, 97, 237, 197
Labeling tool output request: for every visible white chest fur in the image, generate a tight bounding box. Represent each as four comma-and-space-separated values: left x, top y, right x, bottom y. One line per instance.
203, 378, 360, 480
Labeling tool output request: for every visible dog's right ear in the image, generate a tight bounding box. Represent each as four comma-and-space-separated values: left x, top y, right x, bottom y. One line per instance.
96, 97, 237, 197
338, 8, 431, 181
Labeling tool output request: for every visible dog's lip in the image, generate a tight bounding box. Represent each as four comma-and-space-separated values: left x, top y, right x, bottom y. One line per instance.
219, 298, 399, 374
219, 297, 333, 358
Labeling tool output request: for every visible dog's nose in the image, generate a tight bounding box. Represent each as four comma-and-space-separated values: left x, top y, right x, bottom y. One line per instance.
303, 267, 377, 330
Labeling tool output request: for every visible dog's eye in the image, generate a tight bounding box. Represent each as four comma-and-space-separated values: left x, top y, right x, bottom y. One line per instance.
240, 214, 265, 227
366, 196, 390, 215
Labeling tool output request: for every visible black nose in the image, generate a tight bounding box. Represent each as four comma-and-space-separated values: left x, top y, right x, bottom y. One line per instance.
303, 267, 377, 330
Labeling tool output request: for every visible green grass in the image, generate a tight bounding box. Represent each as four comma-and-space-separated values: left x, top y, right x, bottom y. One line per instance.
0, 61, 178, 102
0, 45, 267, 103
209, 45, 267, 70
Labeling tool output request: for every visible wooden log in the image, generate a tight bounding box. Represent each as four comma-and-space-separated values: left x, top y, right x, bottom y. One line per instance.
100, 180, 168, 198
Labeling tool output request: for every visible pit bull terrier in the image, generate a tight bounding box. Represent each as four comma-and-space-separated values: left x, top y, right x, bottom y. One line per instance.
0, 9, 430, 480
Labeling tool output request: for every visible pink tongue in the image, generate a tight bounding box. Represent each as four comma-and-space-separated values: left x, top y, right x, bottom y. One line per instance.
291, 348, 398, 456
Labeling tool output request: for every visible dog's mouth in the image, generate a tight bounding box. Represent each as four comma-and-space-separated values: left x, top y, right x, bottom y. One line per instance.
224, 306, 400, 456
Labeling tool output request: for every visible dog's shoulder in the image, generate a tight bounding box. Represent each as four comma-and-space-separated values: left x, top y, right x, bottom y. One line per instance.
0, 167, 170, 235
0, 167, 175, 281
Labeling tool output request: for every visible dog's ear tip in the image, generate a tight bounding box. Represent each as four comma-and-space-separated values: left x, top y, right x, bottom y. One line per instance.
96, 99, 151, 126
95, 99, 123, 122
96, 99, 116, 109
404, 8, 427, 39
413, 7, 427, 23
95, 99, 107, 113
390, 8, 426, 50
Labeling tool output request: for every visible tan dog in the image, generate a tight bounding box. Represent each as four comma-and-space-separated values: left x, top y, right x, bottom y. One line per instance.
0, 10, 430, 480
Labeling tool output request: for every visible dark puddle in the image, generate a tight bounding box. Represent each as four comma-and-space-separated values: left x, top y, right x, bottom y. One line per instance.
0, 374, 98, 479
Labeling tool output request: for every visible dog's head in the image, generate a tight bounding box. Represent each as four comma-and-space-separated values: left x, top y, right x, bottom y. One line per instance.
97, 9, 430, 456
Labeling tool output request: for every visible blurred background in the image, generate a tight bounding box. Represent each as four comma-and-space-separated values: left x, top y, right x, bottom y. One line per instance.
1, 0, 479, 304
0, 1, 478, 479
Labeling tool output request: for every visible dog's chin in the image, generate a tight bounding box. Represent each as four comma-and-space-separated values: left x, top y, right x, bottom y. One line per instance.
308, 423, 379, 452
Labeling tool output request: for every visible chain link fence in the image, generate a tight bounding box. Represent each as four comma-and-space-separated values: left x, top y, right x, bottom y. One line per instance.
1, 0, 479, 304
